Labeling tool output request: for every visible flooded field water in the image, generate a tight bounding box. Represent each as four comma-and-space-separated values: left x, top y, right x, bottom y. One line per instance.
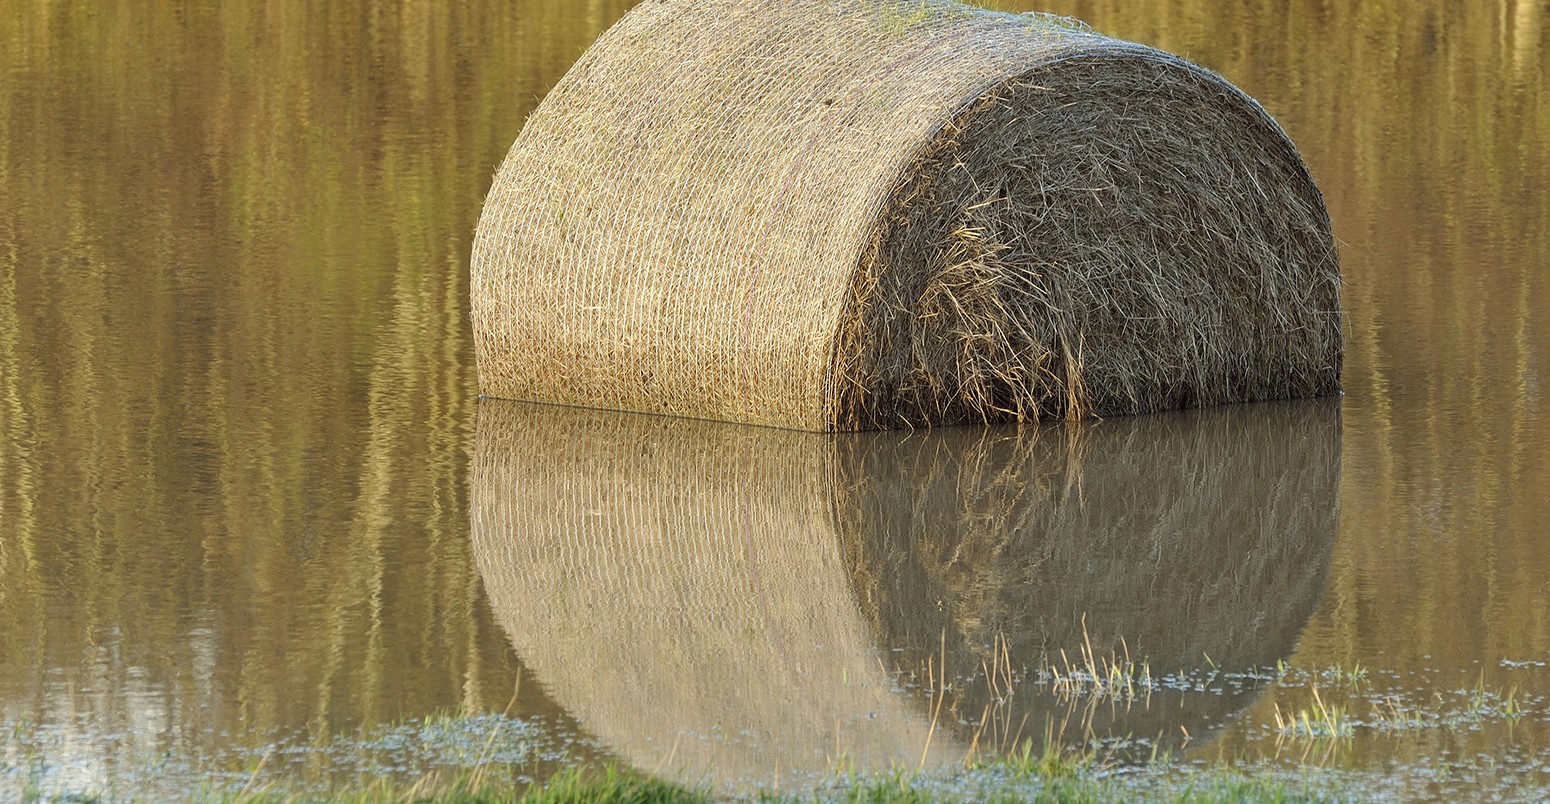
1, 0, 1547, 799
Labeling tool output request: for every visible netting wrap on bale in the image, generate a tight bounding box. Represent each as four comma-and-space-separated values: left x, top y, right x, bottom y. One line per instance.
472, 0, 1341, 431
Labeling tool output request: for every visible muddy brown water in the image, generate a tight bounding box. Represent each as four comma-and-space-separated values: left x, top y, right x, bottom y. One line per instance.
1, 1, 1546, 799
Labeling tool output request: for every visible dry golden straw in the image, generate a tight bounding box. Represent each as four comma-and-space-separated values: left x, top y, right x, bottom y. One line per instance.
472, 0, 1341, 431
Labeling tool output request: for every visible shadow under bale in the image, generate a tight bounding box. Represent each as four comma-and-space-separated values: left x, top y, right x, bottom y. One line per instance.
473, 0, 1341, 430
470, 398, 1339, 792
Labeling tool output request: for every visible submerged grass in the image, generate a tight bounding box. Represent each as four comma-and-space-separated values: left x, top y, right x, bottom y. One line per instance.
1045, 620, 1156, 703
15, 702, 1547, 803
204, 766, 704, 804
1271, 687, 1352, 741
195, 762, 1331, 803
1466, 672, 1524, 722
1370, 694, 1427, 731
18, 653, 1545, 802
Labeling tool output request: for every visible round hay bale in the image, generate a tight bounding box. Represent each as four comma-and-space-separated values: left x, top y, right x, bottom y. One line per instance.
472, 0, 1341, 431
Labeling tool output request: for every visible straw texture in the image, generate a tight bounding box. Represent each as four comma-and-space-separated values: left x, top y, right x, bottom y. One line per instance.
470, 398, 1339, 788
472, 0, 1341, 431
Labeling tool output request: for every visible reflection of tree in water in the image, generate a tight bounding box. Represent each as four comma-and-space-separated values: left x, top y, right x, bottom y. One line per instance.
836, 399, 1341, 755
470, 399, 1338, 792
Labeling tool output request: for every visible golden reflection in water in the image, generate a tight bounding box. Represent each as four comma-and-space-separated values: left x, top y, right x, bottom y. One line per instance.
0, 0, 1546, 794
471, 402, 962, 793
0, 1, 640, 791
471, 398, 1339, 792
836, 399, 1340, 754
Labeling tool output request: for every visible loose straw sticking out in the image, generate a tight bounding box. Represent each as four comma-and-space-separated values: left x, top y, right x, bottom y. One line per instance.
472, 0, 1340, 431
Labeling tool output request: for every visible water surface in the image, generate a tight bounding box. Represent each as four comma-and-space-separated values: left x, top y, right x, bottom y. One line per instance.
1, 0, 1547, 799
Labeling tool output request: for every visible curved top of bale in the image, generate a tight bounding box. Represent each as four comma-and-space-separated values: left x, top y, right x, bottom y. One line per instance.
472, 0, 1340, 430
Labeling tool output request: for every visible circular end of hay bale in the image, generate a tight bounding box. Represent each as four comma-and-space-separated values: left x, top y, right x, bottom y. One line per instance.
471, 0, 1341, 431
832, 47, 1341, 429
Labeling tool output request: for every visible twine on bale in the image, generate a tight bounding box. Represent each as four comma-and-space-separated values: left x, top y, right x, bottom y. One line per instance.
472, 0, 1341, 431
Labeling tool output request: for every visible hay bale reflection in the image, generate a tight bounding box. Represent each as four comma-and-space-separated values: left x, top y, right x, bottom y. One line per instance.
836, 399, 1341, 753
471, 403, 955, 792
471, 399, 1338, 789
